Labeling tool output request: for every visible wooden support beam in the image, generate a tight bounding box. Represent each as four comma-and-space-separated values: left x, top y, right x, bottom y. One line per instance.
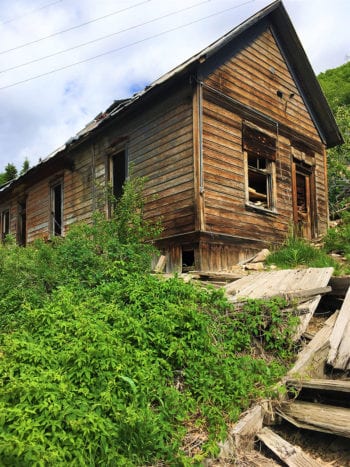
277, 401, 350, 438
257, 427, 326, 467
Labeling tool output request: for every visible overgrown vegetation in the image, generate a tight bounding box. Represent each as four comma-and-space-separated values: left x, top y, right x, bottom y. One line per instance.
324, 211, 350, 267
266, 234, 339, 271
318, 62, 350, 218
0, 178, 297, 465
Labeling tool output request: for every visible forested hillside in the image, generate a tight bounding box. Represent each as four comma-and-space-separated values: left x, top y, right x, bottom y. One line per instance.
318, 61, 350, 217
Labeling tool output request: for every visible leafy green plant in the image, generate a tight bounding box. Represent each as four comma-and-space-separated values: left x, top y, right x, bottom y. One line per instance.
323, 212, 350, 274
0, 277, 295, 465
0, 177, 297, 464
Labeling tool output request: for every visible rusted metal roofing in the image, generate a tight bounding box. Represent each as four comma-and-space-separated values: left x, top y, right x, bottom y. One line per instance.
0, 0, 342, 195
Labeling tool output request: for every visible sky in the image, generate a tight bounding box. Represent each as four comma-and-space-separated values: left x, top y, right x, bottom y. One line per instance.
0, 0, 349, 173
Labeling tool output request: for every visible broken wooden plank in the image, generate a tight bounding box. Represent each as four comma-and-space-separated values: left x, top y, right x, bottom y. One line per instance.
154, 255, 166, 273
327, 285, 350, 370
286, 378, 350, 394
257, 427, 325, 467
277, 401, 350, 438
282, 286, 331, 301
217, 404, 264, 459
230, 404, 264, 450
225, 268, 333, 300
288, 311, 338, 378
196, 271, 243, 282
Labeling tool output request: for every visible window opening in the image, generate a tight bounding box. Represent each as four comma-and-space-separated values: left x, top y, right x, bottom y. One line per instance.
51, 183, 62, 236
247, 153, 272, 208
17, 201, 26, 246
112, 150, 126, 200
1, 209, 10, 241
243, 125, 276, 210
182, 249, 195, 273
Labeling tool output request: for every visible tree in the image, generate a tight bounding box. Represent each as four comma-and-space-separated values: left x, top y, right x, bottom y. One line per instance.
2, 163, 18, 183
318, 62, 350, 218
20, 158, 30, 175
318, 61, 350, 112
327, 105, 350, 217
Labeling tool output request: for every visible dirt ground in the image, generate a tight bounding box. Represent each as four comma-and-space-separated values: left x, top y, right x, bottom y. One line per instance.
273, 422, 350, 466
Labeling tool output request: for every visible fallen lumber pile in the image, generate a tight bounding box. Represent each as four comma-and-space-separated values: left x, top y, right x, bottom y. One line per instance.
225, 267, 334, 341
214, 271, 350, 466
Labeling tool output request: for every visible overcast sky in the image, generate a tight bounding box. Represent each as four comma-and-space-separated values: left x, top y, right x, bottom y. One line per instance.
0, 0, 349, 173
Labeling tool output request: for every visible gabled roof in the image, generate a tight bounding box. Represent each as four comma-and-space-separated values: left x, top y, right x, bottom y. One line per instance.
0, 0, 342, 194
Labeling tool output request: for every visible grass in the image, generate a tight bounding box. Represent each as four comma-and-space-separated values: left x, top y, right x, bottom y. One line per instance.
266, 234, 340, 271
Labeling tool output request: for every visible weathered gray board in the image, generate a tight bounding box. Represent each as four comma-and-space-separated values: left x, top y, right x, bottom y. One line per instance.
277, 401, 350, 438
225, 268, 334, 340
327, 285, 350, 370
287, 378, 350, 394
225, 268, 333, 299
257, 427, 326, 467
287, 312, 338, 378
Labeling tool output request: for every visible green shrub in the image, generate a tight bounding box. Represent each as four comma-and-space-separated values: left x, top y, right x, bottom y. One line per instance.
324, 211, 350, 257
0, 278, 294, 465
0, 177, 297, 464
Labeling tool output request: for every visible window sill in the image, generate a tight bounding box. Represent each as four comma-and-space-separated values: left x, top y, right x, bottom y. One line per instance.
245, 203, 278, 216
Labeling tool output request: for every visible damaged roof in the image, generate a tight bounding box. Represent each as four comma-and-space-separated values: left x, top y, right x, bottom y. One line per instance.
0, 0, 343, 194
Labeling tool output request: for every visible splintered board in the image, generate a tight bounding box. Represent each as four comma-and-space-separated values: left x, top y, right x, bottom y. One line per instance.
277, 401, 350, 438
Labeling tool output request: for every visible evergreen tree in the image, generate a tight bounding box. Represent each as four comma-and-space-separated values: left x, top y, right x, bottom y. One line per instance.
20, 158, 30, 175
3, 163, 18, 183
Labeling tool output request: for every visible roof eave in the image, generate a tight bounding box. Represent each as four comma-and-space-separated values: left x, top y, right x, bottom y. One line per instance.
269, 4, 343, 148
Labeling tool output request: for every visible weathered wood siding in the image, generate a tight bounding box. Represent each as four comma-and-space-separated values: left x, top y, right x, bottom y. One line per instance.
1, 87, 194, 245
26, 178, 51, 242
201, 27, 328, 244
93, 87, 195, 238
64, 145, 95, 228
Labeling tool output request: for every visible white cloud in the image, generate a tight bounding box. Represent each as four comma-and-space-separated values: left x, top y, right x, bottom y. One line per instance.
0, 0, 349, 172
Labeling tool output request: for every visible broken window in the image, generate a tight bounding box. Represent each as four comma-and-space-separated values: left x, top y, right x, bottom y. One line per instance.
243, 124, 276, 210
1, 209, 10, 242
111, 150, 127, 201
51, 182, 63, 236
17, 200, 26, 246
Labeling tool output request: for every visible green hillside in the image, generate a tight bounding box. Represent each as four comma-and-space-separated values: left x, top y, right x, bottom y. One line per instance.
318, 61, 350, 112
318, 61, 350, 218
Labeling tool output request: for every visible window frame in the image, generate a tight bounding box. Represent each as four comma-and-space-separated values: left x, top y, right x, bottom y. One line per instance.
1, 208, 10, 242
242, 124, 277, 213
108, 148, 128, 217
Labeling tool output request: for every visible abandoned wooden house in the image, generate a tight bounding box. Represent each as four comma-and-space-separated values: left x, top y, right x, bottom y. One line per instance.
0, 1, 343, 272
